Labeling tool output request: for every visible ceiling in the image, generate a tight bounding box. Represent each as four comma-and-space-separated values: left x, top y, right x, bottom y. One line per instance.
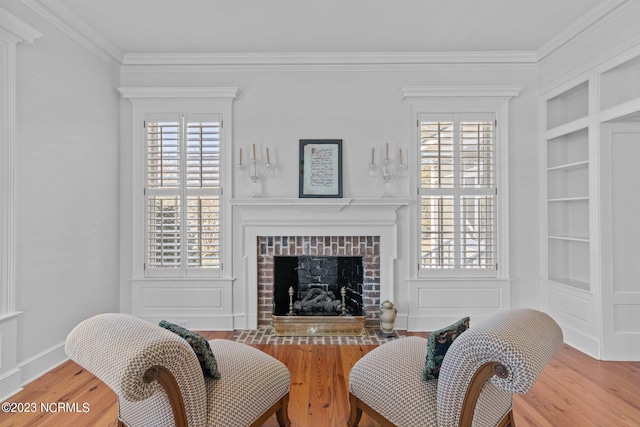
56, 0, 605, 55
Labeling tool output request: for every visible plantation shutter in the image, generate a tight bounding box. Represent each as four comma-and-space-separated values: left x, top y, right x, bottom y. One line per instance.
145, 113, 221, 276
419, 113, 496, 276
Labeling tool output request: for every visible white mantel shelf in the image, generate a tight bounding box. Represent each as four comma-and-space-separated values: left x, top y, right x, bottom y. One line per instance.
230, 197, 411, 212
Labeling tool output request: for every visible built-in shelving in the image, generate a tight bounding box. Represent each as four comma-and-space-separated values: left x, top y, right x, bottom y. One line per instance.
542, 48, 640, 360
545, 108, 590, 290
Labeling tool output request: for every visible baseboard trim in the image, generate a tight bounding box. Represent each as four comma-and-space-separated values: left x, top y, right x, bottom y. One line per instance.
559, 323, 600, 359
17, 341, 67, 387
0, 368, 23, 401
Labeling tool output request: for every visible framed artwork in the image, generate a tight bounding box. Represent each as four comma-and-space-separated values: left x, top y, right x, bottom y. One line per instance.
299, 139, 343, 198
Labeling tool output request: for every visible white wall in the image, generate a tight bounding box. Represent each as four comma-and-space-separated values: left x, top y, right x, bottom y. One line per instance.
120, 65, 541, 328
0, 0, 120, 394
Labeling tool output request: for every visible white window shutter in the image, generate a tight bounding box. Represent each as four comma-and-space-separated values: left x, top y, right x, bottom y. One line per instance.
145, 114, 222, 276
419, 114, 496, 276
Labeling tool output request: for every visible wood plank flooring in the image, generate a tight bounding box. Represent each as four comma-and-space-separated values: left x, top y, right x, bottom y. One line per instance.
1, 331, 639, 427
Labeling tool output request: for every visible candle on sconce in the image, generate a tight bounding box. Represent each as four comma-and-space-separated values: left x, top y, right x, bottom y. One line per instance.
371, 148, 375, 164
252, 143, 256, 160
386, 143, 389, 160
239, 148, 243, 165
400, 148, 403, 164
266, 147, 270, 164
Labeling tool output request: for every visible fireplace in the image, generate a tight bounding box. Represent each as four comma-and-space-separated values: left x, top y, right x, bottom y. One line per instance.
273, 256, 364, 316
233, 197, 407, 332
257, 236, 380, 335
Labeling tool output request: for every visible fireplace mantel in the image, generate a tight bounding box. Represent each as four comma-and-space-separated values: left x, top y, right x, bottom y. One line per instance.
232, 198, 410, 329
230, 197, 410, 212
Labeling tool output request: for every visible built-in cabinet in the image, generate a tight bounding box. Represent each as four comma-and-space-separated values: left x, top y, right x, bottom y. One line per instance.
542, 51, 640, 361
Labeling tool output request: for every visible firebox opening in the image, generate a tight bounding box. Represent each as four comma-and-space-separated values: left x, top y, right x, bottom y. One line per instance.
273, 256, 364, 317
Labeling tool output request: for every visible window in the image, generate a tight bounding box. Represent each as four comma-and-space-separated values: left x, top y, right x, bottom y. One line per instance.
145, 113, 221, 276
419, 114, 497, 276
119, 87, 237, 282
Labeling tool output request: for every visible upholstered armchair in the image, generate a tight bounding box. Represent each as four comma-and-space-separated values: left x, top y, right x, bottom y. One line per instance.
65, 313, 291, 427
348, 308, 563, 427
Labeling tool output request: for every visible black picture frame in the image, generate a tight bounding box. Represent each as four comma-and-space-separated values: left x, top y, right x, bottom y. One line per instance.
299, 139, 343, 198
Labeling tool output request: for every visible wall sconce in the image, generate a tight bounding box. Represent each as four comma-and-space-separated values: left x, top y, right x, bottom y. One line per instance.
237, 144, 273, 198
369, 143, 407, 197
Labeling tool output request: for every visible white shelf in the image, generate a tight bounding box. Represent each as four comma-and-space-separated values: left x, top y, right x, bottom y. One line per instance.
546, 117, 590, 140
547, 160, 589, 172
547, 196, 589, 202
548, 235, 589, 243
230, 198, 411, 211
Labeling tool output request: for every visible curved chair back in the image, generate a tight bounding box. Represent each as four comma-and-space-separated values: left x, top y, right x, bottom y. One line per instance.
436, 308, 563, 427
65, 313, 207, 427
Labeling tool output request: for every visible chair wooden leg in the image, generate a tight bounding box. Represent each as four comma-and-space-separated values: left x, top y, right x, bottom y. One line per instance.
276, 394, 291, 427
497, 409, 515, 427
348, 393, 363, 427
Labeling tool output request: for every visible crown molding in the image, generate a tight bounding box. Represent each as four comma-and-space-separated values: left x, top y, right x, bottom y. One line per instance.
0, 7, 41, 43
536, 0, 631, 61
21, 0, 123, 69
122, 52, 538, 73
123, 51, 538, 66
119, 51, 540, 72
120, 51, 539, 72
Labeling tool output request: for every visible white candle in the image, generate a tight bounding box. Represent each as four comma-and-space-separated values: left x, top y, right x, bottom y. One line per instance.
252, 143, 256, 160
400, 148, 403, 164
239, 148, 243, 165
386, 143, 389, 160
371, 148, 375, 164
266, 147, 270, 163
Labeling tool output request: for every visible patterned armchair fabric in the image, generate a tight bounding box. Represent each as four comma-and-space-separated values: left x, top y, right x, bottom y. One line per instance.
65, 313, 291, 427
349, 309, 563, 427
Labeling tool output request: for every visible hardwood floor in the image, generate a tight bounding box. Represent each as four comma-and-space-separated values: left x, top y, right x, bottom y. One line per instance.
1, 332, 639, 427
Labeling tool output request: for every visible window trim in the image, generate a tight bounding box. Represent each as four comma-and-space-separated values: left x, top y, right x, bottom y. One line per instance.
119, 87, 238, 280
402, 86, 520, 279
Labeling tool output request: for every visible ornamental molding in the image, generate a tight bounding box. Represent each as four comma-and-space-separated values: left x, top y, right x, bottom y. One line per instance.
21, 0, 122, 68
400, 86, 522, 100
118, 86, 239, 100
0, 7, 41, 43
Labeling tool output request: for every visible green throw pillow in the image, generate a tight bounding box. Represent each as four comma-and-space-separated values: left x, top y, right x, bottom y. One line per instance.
421, 317, 470, 381
159, 320, 221, 379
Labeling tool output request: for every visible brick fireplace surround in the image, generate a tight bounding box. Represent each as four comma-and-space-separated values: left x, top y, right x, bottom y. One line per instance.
257, 235, 381, 328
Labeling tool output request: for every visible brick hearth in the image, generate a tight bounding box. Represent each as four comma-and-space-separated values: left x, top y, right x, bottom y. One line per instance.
257, 236, 381, 328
